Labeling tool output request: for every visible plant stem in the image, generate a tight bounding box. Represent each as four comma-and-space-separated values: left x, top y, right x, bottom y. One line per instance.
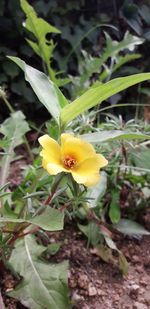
23, 136, 34, 162
2, 95, 14, 114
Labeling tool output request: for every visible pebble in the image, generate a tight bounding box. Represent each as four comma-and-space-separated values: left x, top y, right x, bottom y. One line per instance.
97, 289, 107, 296
77, 274, 89, 289
82, 305, 90, 309
72, 291, 84, 301
144, 290, 150, 305
139, 278, 148, 287
96, 279, 103, 286
136, 266, 143, 273
88, 283, 97, 296
132, 255, 140, 263
133, 302, 148, 309
129, 284, 139, 299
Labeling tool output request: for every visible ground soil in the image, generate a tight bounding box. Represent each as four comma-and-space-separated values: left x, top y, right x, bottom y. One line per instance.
1, 222, 150, 309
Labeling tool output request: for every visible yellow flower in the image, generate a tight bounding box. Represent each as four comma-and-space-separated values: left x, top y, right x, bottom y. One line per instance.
38, 133, 108, 187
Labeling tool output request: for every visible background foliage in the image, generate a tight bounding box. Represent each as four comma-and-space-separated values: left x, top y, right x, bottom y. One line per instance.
1, 0, 150, 121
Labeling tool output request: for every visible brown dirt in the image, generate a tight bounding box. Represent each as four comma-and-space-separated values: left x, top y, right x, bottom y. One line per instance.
1, 222, 150, 309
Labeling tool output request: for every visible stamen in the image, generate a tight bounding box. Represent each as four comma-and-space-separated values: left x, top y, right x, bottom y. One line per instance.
63, 155, 76, 169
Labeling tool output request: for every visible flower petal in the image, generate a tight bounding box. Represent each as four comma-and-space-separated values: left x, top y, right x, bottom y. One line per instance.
61, 133, 96, 163
72, 171, 100, 187
96, 154, 108, 168
38, 134, 61, 163
71, 155, 108, 187
46, 163, 69, 175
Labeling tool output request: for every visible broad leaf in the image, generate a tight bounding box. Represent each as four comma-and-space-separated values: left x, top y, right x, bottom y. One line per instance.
8, 57, 68, 124
114, 219, 150, 235
81, 130, 150, 143
0, 111, 30, 186
0, 111, 30, 148
9, 235, 70, 309
0, 207, 64, 231
61, 73, 150, 125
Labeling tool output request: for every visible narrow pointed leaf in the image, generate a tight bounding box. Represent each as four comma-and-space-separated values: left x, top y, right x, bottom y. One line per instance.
81, 130, 150, 143
114, 219, 150, 235
109, 190, 120, 224
61, 73, 150, 125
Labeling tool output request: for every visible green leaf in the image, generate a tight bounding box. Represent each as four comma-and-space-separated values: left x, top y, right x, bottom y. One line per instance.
104, 236, 128, 275
31, 207, 64, 231
95, 244, 114, 263
114, 219, 150, 235
109, 190, 120, 224
20, 0, 60, 65
0, 111, 30, 186
61, 73, 150, 125
8, 57, 68, 124
46, 243, 61, 256
9, 235, 70, 309
0, 207, 64, 231
78, 222, 101, 246
0, 111, 30, 147
130, 148, 150, 169
118, 252, 128, 276
81, 130, 150, 143
100, 53, 141, 81
87, 171, 107, 208
102, 31, 144, 62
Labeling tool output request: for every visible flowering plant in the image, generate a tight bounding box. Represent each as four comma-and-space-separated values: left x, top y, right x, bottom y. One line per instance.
39, 133, 108, 187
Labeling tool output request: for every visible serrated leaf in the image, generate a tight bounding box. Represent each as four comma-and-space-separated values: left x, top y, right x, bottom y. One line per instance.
114, 219, 150, 235
0, 207, 64, 231
8, 57, 68, 124
0, 111, 30, 186
81, 130, 150, 143
61, 73, 150, 125
0, 111, 30, 147
20, 0, 60, 65
9, 235, 70, 309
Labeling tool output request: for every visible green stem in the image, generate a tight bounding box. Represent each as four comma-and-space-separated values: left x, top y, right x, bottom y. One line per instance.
2, 95, 14, 114
23, 136, 34, 162
47, 61, 56, 83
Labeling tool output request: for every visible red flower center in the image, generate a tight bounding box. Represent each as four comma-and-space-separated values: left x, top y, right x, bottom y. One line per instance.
63, 155, 76, 169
